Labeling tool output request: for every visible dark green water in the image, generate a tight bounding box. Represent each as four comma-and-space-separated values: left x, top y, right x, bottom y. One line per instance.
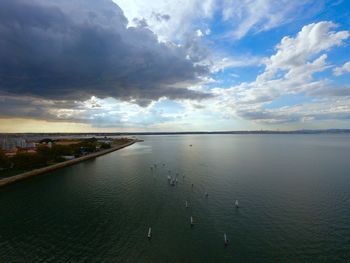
1, 135, 350, 262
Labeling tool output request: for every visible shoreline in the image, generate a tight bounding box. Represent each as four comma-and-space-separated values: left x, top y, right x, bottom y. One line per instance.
0, 139, 138, 187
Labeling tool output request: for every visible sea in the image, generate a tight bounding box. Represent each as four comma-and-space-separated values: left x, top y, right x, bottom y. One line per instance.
1, 134, 350, 262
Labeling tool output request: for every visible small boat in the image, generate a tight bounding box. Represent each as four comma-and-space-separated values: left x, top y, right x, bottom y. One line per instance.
185, 200, 188, 208
235, 200, 239, 208
205, 192, 209, 198
189, 144, 193, 147
148, 227, 152, 239
224, 233, 228, 246
190, 216, 194, 227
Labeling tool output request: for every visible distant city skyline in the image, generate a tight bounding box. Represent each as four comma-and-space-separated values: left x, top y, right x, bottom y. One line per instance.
0, 0, 350, 132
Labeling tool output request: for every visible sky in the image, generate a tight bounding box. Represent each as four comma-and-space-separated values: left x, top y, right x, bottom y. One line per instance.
0, 0, 350, 132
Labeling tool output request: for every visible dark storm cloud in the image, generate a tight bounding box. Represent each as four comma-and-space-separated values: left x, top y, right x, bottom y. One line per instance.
0, 0, 211, 104
0, 96, 74, 121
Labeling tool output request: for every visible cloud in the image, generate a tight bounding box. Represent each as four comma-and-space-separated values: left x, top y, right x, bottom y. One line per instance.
222, 0, 323, 39
151, 12, 171, 22
243, 22, 349, 102
334, 61, 350, 76
209, 56, 263, 73
0, 0, 211, 105
115, 0, 215, 42
116, 0, 325, 42
205, 21, 350, 124
0, 0, 349, 131
259, 22, 349, 81
0, 95, 179, 128
236, 98, 350, 124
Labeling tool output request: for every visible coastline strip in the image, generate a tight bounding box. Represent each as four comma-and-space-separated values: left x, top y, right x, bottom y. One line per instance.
0, 140, 137, 187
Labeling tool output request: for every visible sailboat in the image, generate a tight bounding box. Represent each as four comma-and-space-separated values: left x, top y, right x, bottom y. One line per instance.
224, 233, 228, 246
148, 227, 152, 239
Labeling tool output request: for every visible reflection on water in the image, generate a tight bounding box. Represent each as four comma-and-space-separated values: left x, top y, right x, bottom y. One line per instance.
119, 144, 153, 156
0, 134, 350, 262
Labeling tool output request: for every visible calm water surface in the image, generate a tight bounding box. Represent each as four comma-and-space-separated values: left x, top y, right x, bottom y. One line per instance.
1, 135, 350, 262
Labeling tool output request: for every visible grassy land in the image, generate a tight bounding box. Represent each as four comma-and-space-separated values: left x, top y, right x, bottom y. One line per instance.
112, 138, 132, 145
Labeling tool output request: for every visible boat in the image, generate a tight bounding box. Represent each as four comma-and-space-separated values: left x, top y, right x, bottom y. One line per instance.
185, 200, 188, 208
235, 200, 239, 208
224, 233, 228, 246
148, 227, 152, 239
205, 192, 208, 198
190, 216, 194, 227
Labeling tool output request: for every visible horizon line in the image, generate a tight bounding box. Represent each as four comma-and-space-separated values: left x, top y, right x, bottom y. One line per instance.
1, 128, 350, 135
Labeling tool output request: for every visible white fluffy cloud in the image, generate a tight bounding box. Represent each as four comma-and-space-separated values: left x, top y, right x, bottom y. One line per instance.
114, 0, 214, 42
259, 22, 349, 82
204, 21, 350, 124
334, 61, 350, 76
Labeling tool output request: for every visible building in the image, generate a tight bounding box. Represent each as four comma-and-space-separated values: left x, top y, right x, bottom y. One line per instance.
0, 136, 37, 152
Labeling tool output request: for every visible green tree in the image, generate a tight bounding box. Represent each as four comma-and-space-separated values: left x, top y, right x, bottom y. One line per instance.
100, 142, 111, 149
36, 145, 52, 158
11, 153, 47, 170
